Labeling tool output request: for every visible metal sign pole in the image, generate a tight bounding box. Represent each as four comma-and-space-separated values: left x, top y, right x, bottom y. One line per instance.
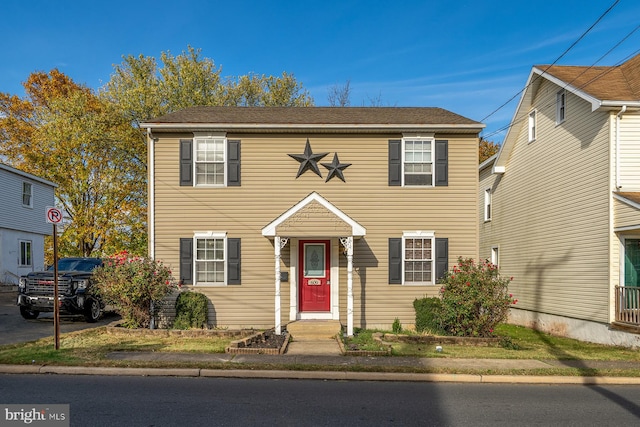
53, 223, 60, 350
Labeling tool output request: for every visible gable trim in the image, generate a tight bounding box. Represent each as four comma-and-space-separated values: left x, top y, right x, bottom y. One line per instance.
614, 192, 640, 210
261, 192, 366, 237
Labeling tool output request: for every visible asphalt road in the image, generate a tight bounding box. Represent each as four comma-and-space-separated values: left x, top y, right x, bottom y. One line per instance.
1, 375, 639, 426
0, 289, 118, 345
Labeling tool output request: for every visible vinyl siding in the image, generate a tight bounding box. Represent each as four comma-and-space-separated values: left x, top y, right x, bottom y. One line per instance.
480, 79, 612, 323
0, 168, 55, 235
618, 113, 640, 190
153, 132, 479, 329
614, 198, 640, 230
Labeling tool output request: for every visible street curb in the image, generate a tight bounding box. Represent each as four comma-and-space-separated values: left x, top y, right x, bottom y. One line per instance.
2, 364, 640, 384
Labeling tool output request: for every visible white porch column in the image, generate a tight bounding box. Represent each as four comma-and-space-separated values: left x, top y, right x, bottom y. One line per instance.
274, 237, 288, 335
341, 236, 354, 337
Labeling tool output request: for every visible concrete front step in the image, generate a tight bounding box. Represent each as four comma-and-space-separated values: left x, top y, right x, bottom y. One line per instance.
286, 320, 342, 341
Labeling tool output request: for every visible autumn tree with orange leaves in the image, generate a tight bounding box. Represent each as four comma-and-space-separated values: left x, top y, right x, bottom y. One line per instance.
479, 137, 500, 163
1, 47, 315, 260
0, 70, 146, 258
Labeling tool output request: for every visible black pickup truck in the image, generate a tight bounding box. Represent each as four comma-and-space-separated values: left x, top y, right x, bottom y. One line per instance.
17, 257, 103, 322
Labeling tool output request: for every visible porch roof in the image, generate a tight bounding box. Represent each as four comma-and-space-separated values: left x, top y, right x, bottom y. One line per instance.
261, 192, 366, 238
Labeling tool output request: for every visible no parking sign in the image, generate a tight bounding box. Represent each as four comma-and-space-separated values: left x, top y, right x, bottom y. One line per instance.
46, 206, 63, 224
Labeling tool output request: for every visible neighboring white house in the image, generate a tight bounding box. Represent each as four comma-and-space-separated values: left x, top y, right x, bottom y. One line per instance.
0, 163, 57, 285
480, 53, 640, 347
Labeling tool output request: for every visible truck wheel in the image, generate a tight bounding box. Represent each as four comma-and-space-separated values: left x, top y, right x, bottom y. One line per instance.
84, 299, 102, 323
20, 307, 39, 320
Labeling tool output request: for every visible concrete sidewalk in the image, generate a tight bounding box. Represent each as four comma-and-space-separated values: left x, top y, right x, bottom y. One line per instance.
2, 354, 640, 384
2, 341, 640, 384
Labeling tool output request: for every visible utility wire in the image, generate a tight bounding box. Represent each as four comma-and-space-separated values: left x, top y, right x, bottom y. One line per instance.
480, 0, 620, 125
481, 45, 640, 141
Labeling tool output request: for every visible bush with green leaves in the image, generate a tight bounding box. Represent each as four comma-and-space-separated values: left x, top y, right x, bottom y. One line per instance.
437, 257, 517, 337
392, 317, 403, 334
173, 291, 209, 329
413, 297, 444, 334
93, 251, 177, 328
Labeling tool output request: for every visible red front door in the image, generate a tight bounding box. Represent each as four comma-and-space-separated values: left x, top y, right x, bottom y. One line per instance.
299, 240, 331, 312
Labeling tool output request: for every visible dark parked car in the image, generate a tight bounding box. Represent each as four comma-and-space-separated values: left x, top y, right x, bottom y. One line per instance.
17, 257, 103, 322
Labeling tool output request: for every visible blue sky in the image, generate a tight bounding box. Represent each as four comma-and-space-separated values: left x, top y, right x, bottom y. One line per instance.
2, 0, 639, 143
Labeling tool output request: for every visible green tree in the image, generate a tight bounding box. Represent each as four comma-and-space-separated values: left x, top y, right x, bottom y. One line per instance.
102, 46, 314, 131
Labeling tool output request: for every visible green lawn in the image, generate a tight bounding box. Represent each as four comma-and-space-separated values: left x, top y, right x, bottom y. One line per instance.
346, 324, 640, 361
1, 323, 639, 374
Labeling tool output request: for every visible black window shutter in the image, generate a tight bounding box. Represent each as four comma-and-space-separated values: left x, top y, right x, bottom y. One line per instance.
435, 237, 449, 283
227, 238, 241, 285
435, 140, 448, 186
388, 140, 402, 186
389, 238, 402, 284
227, 140, 241, 186
180, 139, 193, 186
179, 238, 193, 285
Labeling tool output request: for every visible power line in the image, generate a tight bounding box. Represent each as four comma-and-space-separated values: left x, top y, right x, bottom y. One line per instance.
480, 0, 620, 125
481, 44, 640, 141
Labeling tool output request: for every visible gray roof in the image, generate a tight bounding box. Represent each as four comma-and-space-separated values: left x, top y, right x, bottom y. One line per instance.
142, 106, 484, 133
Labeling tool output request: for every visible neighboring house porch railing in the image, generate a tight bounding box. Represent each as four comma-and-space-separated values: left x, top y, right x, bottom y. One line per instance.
614, 286, 640, 326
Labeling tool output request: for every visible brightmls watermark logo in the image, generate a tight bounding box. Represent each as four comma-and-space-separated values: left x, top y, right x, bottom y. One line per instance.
1, 405, 69, 426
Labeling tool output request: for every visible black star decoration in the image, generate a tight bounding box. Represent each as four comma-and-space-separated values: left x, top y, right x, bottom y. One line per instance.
288, 139, 329, 178
322, 153, 352, 182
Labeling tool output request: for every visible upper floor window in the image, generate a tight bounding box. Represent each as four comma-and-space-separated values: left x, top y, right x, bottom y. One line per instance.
484, 188, 492, 221
19, 240, 32, 267
404, 139, 433, 186
528, 110, 536, 142
389, 138, 448, 187
22, 182, 33, 207
195, 137, 226, 186
180, 137, 241, 187
556, 90, 566, 124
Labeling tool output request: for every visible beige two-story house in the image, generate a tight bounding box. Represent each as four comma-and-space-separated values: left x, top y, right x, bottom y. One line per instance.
480, 53, 640, 347
143, 107, 483, 335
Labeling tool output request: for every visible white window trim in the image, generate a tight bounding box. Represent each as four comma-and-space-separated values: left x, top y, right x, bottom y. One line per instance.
556, 90, 566, 124
19, 240, 32, 267
484, 188, 492, 222
528, 110, 536, 142
22, 181, 33, 208
402, 230, 435, 285
193, 231, 227, 286
401, 136, 435, 187
491, 245, 499, 267
193, 132, 227, 187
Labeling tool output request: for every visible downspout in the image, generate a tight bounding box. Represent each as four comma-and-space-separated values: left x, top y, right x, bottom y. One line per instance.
147, 128, 155, 259
616, 105, 627, 190
147, 128, 156, 330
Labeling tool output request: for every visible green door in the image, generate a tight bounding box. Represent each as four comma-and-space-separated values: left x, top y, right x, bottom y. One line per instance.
624, 239, 640, 309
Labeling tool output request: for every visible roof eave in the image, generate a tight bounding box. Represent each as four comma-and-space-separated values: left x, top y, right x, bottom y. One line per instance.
141, 122, 485, 132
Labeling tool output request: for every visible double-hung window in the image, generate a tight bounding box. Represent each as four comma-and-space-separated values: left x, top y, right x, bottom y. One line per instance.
556, 90, 566, 124
195, 136, 226, 186
528, 110, 536, 142
180, 136, 240, 187
491, 246, 499, 266
484, 188, 492, 221
19, 240, 32, 267
22, 182, 33, 207
194, 233, 226, 285
403, 232, 435, 284
389, 138, 447, 187
404, 138, 433, 186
